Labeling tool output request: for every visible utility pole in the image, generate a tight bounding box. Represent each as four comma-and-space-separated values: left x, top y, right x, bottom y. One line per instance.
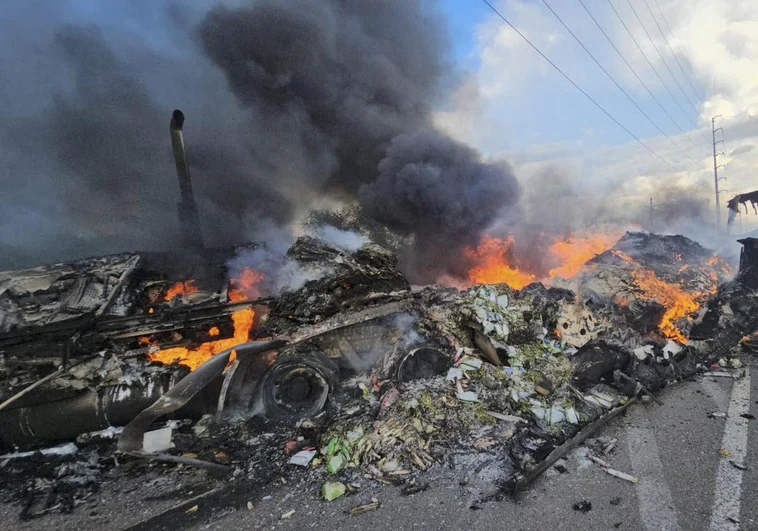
649, 197, 654, 231
712, 115, 727, 230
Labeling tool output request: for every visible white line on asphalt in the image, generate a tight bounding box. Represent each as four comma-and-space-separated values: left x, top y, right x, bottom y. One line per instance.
701, 378, 730, 410
709, 368, 751, 531
627, 426, 681, 530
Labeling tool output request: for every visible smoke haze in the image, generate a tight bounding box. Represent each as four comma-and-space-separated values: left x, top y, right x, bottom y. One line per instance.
0, 0, 520, 281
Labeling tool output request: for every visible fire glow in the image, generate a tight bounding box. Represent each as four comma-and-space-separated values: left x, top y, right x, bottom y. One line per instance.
465, 236, 536, 289
145, 267, 264, 371
465, 233, 730, 343
614, 249, 728, 343
629, 268, 699, 343
164, 280, 199, 301
547, 233, 623, 279
465, 232, 622, 289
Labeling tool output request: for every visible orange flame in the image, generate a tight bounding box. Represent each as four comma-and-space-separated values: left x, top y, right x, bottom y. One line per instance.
614, 249, 726, 343
547, 233, 622, 279
630, 269, 700, 343
231, 268, 265, 301
465, 236, 535, 289
463, 233, 726, 343
147, 308, 253, 370
164, 280, 199, 301
464, 232, 621, 289
146, 268, 264, 371
706, 254, 733, 282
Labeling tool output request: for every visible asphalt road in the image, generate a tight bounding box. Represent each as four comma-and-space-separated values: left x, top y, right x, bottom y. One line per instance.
199, 357, 758, 531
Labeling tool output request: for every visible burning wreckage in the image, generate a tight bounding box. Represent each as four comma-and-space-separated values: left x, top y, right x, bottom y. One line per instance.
0, 225, 754, 525
0, 110, 748, 524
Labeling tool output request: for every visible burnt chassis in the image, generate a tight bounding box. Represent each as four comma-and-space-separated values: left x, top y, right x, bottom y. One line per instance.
223, 300, 419, 418
0, 298, 436, 452
116, 299, 448, 454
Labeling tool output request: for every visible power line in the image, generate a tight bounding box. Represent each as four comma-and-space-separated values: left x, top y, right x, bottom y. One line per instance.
622, 0, 702, 121
541, 0, 699, 167
624, 0, 711, 145
606, 0, 708, 144
650, 0, 706, 101
479, 0, 679, 171
641, 0, 704, 107
576, 0, 703, 158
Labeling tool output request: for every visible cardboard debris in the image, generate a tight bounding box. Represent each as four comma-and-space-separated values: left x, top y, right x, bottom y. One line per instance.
458, 356, 483, 371
446, 367, 463, 381
142, 427, 172, 454
456, 391, 479, 403
289, 450, 317, 467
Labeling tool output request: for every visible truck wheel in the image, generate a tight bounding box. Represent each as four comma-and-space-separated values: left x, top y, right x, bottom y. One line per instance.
257, 349, 338, 421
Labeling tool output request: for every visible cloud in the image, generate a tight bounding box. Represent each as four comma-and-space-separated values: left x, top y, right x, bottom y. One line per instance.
651, 0, 758, 119
435, 0, 758, 238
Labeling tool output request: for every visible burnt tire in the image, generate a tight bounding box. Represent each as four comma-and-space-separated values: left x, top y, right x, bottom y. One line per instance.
396, 347, 448, 382
256, 349, 339, 422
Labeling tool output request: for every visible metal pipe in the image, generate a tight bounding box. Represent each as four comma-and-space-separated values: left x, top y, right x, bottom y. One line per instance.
170, 109, 204, 249
0, 379, 172, 447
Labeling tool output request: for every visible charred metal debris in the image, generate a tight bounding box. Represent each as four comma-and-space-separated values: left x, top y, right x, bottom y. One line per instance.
0, 231, 754, 522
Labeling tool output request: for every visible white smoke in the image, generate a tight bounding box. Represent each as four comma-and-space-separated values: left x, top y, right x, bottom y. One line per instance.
310, 226, 367, 251
227, 246, 329, 296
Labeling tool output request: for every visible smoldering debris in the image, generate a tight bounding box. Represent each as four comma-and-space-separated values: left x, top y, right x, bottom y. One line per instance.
265, 236, 411, 332
309, 226, 368, 252
226, 245, 328, 299
0, 230, 755, 526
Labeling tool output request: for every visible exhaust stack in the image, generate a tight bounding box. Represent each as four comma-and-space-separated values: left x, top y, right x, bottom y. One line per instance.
170, 109, 204, 249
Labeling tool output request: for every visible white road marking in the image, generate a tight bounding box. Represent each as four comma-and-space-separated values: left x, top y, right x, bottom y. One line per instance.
627, 426, 681, 530
709, 368, 751, 531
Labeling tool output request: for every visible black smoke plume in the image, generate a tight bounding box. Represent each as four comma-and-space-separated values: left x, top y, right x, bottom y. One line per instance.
197, 0, 445, 197
0, 0, 520, 280
359, 131, 520, 281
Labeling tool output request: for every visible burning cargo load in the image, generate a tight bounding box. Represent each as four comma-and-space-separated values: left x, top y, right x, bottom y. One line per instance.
553, 232, 731, 342
464, 232, 624, 289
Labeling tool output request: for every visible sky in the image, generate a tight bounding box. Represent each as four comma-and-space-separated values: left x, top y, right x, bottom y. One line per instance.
435, 0, 758, 233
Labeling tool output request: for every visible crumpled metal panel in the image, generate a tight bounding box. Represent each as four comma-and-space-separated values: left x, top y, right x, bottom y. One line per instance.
0, 253, 140, 335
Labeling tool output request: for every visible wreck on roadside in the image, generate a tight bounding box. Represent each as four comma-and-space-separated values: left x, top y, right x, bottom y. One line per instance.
3, 227, 754, 523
